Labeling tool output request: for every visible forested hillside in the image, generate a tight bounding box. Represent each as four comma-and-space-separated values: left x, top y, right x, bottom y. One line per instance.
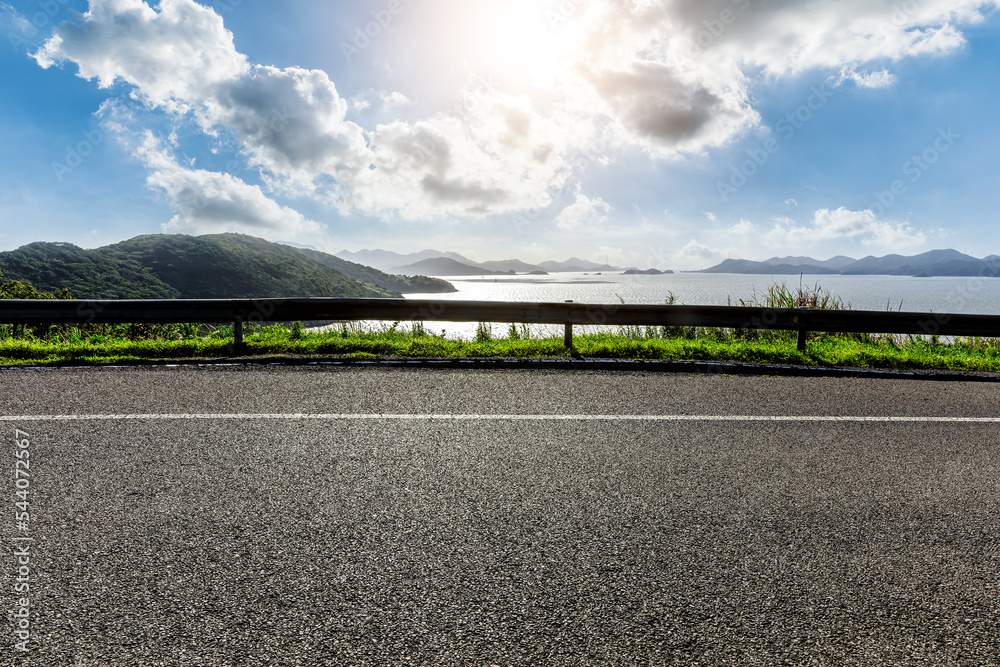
0, 234, 408, 299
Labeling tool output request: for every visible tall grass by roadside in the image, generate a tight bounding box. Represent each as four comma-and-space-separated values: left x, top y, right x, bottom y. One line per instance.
2, 320, 1000, 372
612, 282, 903, 348
738, 279, 850, 310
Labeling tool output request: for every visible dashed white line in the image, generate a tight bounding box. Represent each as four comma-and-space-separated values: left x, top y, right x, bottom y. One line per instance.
0, 414, 998, 423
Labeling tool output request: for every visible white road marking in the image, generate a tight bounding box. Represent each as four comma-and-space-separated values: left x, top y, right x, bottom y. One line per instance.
1, 414, 999, 423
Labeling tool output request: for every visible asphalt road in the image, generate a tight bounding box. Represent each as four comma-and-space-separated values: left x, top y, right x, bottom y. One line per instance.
2, 365, 999, 665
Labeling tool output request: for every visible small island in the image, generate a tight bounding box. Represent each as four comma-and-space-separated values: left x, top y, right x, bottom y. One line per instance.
623, 268, 673, 275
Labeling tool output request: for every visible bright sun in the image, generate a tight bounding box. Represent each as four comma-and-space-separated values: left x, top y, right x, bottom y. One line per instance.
437, 0, 574, 87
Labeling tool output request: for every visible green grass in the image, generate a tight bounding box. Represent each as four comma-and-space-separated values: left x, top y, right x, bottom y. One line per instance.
1, 321, 1000, 373
2, 282, 998, 371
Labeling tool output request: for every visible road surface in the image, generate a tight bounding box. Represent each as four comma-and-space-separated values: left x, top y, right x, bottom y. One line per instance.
2, 365, 999, 665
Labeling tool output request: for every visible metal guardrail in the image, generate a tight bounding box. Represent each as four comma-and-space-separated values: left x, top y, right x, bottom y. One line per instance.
1, 298, 996, 352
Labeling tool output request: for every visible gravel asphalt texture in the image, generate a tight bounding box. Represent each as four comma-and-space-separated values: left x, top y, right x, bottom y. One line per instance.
1, 366, 999, 665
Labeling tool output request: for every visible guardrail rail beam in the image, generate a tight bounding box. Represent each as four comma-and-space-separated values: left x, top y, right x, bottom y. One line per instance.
2, 299, 998, 353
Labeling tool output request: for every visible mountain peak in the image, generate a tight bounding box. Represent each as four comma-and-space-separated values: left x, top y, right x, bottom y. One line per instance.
703, 249, 1000, 277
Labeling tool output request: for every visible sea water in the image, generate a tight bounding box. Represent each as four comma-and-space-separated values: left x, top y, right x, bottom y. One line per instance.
362, 272, 1000, 340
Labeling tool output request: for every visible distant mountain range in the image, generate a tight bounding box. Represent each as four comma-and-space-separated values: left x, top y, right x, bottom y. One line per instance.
292, 248, 455, 294
336, 249, 622, 275
702, 250, 1000, 277
335, 249, 476, 272
0, 234, 456, 300
392, 257, 512, 277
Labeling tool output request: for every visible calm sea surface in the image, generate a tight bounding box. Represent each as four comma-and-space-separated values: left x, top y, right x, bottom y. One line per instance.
382, 272, 1000, 339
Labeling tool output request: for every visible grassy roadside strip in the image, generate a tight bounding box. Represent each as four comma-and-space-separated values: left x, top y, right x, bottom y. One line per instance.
2, 326, 1000, 373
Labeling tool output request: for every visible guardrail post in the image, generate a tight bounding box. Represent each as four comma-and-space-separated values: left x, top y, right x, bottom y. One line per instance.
792, 315, 809, 352
233, 320, 244, 348
564, 300, 573, 348
791, 313, 807, 352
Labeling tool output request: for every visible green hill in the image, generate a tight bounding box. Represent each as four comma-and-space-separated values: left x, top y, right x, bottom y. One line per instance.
0, 241, 179, 299
0, 234, 405, 299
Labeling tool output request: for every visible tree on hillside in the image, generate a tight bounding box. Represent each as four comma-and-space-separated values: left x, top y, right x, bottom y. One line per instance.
0, 267, 73, 340
0, 267, 71, 299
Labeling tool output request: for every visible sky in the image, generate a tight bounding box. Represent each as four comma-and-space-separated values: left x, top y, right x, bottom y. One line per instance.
1, 0, 999, 270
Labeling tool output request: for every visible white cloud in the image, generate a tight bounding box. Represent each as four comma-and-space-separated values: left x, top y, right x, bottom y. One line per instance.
675, 239, 722, 268
33, 0, 248, 113
704, 211, 717, 222
349, 89, 411, 113
554, 190, 612, 230
380, 91, 412, 108
353, 117, 510, 219
546, 0, 995, 158
771, 207, 927, 250
30, 0, 1000, 234
1, 2, 33, 39
522, 243, 552, 262
728, 219, 755, 236
595, 245, 628, 267
580, 57, 759, 156
33, 0, 368, 191
861, 219, 929, 249
833, 66, 898, 89
212, 65, 370, 190
35, 0, 579, 224
349, 97, 372, 112
352, 96, 573, 220
676, 0, 985, 76
134, 133, 324, 241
